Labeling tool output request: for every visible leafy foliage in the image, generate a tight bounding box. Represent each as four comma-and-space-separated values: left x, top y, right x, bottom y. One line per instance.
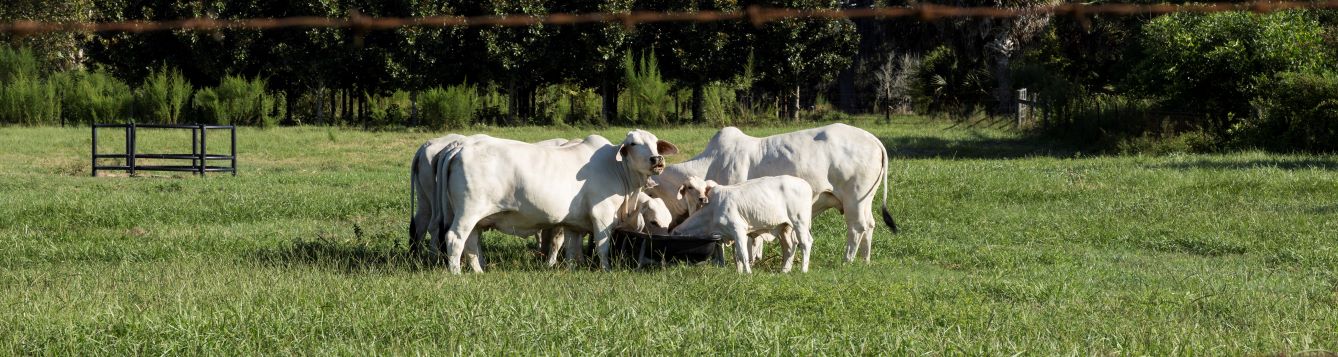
1131, 10, 1333, 133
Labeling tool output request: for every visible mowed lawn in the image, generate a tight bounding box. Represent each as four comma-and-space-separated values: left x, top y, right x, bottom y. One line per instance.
1, 117, 1336, 354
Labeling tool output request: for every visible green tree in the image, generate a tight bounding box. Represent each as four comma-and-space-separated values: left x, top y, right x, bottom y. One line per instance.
745, 0, 857, 120
636, 0, 752, 124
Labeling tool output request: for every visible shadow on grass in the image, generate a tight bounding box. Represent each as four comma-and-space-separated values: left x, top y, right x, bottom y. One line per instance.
881, 132, 1077, 160
1147, 158, 1338, 171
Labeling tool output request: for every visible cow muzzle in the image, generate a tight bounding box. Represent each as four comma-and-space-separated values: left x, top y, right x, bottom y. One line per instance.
650, 156, 665, 173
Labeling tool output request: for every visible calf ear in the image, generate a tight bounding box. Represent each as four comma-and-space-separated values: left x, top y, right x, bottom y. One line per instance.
656, 140, 679, 156
677, 184, 687, 200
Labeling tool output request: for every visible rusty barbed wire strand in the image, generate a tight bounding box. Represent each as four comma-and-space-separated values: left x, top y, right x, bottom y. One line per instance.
2, 1, 1338, 35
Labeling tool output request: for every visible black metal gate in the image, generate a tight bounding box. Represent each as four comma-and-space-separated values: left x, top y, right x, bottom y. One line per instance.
91, 123, 237, 177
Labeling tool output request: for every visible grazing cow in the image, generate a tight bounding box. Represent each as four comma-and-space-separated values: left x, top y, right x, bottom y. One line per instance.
436, 130, 678, 273
671, 175, 815, 273
409, 135, 569, 254
647, 124, 898, 263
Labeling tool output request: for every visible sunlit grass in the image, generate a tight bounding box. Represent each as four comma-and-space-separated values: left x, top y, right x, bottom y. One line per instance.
1, 117, 1336, 354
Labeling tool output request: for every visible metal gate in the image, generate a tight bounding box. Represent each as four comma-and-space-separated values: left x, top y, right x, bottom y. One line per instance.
91, 123, 237, 177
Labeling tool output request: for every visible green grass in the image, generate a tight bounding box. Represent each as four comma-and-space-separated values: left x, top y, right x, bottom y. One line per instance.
2, 116, 1336, 354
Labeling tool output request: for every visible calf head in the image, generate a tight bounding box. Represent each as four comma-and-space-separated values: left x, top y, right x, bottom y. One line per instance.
676, 176, 718, 215
639, 195, 673, 235
618, 130, 679, 177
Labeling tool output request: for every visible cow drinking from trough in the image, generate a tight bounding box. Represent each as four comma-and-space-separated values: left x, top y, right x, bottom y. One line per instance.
436, 130, 678, 273
648, 124, 898, 263
671, 175, 816, 273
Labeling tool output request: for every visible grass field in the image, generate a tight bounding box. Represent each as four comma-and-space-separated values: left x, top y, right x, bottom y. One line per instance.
2, 117, 1336, 354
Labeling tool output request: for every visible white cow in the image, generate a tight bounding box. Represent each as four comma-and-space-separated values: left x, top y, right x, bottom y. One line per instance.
541, 191, 672, 267
671, 175, 815, 273
648, 124, 898, 263
436, 130, 678, 273
409, 135, 570, 254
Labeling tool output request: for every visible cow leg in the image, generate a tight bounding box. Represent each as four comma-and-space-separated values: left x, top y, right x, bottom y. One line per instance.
544, 228, 565, 267
564, 231, 585, 267
444, 216, 480, 274
847, 197, 877, 263
464, 229, 484, 273
592, 228, 616, 271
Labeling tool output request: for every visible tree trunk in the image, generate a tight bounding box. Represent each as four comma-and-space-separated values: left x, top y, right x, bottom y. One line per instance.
286, 89, 295, 125
315, 88, 325, 125
601, 80, 619, 125
691, 84, 705, 124
792, 85, 801, 121
507, 79, 517, 126
410, 91, 418, 127
993, 54, 1015, 116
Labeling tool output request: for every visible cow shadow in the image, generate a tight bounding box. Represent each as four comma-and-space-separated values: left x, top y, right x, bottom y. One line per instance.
250, 237, 434, 273
250, 233, 583, 273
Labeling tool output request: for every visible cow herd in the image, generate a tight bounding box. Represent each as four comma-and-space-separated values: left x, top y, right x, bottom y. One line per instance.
408, 123, 898, 274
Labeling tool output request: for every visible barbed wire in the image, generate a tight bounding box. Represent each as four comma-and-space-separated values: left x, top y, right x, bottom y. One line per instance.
2, 1, 1337, 35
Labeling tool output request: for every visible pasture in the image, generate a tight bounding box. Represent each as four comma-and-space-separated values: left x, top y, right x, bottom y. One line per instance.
1, 117, 1336, 354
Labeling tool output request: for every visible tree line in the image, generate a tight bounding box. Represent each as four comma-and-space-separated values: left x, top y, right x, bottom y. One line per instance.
2, 0, 1337, 152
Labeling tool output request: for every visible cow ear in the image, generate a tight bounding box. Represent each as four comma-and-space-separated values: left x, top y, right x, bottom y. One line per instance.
617, 144, 629, 161
656, 140, 679, 156
676, 184, 687, 200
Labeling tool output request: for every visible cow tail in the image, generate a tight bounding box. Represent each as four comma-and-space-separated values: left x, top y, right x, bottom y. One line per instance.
879, 144, 900, 234
409, 144, 423, 250
435, 142, 464, 244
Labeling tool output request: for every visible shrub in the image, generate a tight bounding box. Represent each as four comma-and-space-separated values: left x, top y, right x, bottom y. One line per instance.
621, 51, 673, 125
420, 85, 479, 129
914, 45, 994, 119
537, 84, 600, 126
132, 67, 192, 124
0, 47, 40, 83
1241, 70, 1338, 152
0, 75, 60, 125
193, 76, 282, 127
701, 84, 739, 126
56, 70, 133, 125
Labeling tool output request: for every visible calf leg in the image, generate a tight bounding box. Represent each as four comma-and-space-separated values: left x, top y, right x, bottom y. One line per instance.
731, 227, 753, 274
749, 233, 770, 265
793, 220, 815, 273
778, 227, 796, 273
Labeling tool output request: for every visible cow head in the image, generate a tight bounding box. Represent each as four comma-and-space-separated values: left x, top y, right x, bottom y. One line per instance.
676, 176, 718, 215
618, 129, 679, 176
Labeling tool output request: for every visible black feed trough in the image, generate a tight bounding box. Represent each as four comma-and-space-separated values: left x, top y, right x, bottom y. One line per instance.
610, 230, 726, 268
